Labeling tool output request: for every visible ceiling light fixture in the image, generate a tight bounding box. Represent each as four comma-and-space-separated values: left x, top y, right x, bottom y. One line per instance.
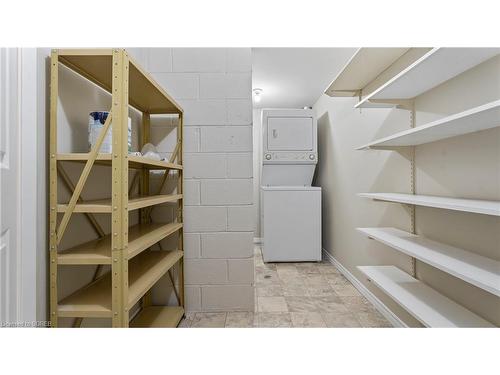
253, 88, 263, 104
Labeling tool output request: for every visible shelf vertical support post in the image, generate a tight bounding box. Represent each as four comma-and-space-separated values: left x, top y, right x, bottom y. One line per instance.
140, 112, 151, 224
49, 50, 59, 327
409, 104, 417, 277
140, 111, 152, 308
177, 112, 185, 309
111, 49, 130, 327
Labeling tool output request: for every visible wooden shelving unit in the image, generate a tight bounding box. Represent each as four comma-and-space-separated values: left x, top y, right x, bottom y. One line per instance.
358, 266, 494, 327
357, 228, 500, 297
49, 49, 185, 328
326, 48, 500, 327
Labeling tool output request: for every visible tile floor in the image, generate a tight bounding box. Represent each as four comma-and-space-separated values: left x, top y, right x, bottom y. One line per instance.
180, 246, 391, 328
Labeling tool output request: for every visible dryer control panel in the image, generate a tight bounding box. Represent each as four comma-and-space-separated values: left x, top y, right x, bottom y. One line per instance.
262, 108, 317, 165
264, 151, 317, 163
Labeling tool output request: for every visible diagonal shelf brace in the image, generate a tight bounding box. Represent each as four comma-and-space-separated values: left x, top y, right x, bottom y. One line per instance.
169, 140, 181, 164
128, 170, 140, 196
144, 139, 182, 220
58, 163, 105, 238
56, 111, 113, 245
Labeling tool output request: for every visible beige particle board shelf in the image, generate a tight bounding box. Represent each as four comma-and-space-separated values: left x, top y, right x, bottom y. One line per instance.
355, 47, 500, 108
130, 306, 184, 328
57, 49, 183, 114
57, 194, 182, 213
358, 266, 494, 327
57, 153, 183, 170
359, 193, 500, 217
57, 249, 183, 318
324, 48, 410, 97
58, 222, 183, 265
357, 227, 500, 297
357, 100, 500, 149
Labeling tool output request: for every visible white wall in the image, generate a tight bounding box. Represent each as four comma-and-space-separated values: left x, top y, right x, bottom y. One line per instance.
313, 54, 500, 326
143, 48, 255, 312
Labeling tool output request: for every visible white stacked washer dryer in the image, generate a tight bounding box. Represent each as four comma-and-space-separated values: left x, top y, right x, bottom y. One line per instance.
260, 108, 322, 262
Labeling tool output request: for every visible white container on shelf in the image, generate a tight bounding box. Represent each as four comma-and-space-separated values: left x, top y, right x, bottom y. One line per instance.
88, 111, 131, 153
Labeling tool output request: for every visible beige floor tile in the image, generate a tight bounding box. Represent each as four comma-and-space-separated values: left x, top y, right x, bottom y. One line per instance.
325, 273, 351, 285
322, 312, 361, 328
295, 263, 321, 275
282, 283, 310, 296
225, 312, 255, 328
339, 296, 377, 314
306, 284, 337, 297
317, 263, 341, 275
276, 263, 298, 271
356, 311, 392, 328
313, 295, 349, 313
258, 296, 289, 312
190, 312, 227, 328
178, 317, 192, 328
256, 312, 292, 328
278, 273, 305, 285
179, 312, 195, 327
305, 274, 329, 286
285, 296, 319, 312
256, 285, 284, 297
291, 312, 326, 328
330, 283, 362, 297
255, 269, 281, 285
276, 268, 300, 281
262, 263, 277, 271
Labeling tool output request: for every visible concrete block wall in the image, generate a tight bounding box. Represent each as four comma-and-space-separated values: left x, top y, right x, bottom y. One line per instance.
131, 48, 255, 312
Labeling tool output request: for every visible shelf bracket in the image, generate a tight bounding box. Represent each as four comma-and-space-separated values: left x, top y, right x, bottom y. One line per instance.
367, 99, 414, 110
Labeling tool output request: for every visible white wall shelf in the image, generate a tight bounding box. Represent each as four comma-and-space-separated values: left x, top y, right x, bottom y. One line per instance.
357, 227, 500, 297
359, 192, 500, 217
324, 48, 410, 97
358, 265, 494, 327
355, 48, 500, 108
357, 100, 500, 149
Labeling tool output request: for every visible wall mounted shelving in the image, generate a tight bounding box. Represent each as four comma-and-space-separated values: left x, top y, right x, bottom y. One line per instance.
358, 193, 500, 217
357, 100, 500, 149
358, 266, 495, 327
324, 48, 410, 97
333, 47, 500, 327
50, 49, 185, 328
355, 48, 500, 108
357, 228, 500, 297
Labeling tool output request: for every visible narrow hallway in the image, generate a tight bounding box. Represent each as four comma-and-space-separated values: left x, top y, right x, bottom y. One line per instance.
180, 246, 391, 327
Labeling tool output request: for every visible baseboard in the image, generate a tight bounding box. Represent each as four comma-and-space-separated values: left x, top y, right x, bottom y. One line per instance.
322, 248, 407, 328
253, 237, 262, 244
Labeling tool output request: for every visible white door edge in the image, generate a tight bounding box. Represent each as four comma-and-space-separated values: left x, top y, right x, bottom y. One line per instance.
18, 48, 38, 323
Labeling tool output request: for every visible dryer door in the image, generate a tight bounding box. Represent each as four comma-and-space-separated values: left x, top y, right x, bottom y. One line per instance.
267, 117, 313, 151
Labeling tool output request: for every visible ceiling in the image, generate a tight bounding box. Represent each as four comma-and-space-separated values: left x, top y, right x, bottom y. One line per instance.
252, 48, 356, 108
